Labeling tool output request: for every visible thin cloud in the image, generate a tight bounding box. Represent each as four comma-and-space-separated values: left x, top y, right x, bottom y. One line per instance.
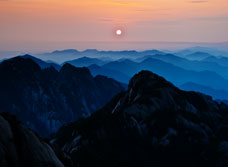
98, 18, 114, 22
189, 0, 208, 3
191, 16, 228, 22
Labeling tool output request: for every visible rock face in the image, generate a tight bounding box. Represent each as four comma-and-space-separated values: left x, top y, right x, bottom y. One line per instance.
0, 57, 124, 137
52, 70, 228, 167
0, 112, 64, 167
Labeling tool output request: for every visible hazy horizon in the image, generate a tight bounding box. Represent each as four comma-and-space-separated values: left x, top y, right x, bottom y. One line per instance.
0, 41, 228, 54
1, 0, 228, 53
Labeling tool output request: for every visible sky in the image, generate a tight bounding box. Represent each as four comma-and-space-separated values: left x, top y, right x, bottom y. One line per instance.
0, 0, 228, 52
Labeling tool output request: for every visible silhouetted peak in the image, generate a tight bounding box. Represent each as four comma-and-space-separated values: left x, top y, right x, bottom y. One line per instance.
60, 63, 92, 78
19, 54, 43, 64
0, 56, 41, 74
69, 56, 101, 63
19, 54, 34, 59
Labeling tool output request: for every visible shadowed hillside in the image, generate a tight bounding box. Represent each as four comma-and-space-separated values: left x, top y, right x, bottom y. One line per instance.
0, 57, 125, 137
52, 70, 228, 167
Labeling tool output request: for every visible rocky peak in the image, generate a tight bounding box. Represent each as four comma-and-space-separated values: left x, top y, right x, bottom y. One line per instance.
127, 70, 176, 102
52, 70, 228, 167
128, 70, 174, 90
0, 57, 124, 137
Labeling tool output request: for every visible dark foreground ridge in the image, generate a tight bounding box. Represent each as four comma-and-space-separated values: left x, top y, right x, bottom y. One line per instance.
0, 57, 125, 136
0, 112, 64, 167
52, 70, 228, 167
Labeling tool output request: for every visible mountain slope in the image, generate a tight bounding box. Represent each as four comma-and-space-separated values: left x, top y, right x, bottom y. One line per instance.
52, 70, 228, 167
0, 57, 124, 137
20, 54, 61, 70
0, 113, 64, 167
88, 64, 131, 83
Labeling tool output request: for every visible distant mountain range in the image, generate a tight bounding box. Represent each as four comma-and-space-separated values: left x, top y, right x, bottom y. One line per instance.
2, 48, 228, 101
16, 53, 228, 82
101, 58, 228, 92
0, 57, 125, 137
136, 54, 228, 79
35, 49, 165, 63
184, 52, 214, 61
174, 46, 228, 57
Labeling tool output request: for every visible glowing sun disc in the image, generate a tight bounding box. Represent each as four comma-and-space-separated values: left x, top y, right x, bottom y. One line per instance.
116, 29, 122, 36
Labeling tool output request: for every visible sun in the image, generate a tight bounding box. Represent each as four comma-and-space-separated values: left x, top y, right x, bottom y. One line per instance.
116, 29, 122, 36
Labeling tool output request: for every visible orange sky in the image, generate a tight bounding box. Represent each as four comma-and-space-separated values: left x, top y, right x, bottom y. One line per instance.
0, 0, 228, 51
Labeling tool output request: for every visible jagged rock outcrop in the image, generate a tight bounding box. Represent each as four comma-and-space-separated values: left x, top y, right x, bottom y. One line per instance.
0, 57, 124, 137
52, 70, 228, 167
0, 113, 64, 167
